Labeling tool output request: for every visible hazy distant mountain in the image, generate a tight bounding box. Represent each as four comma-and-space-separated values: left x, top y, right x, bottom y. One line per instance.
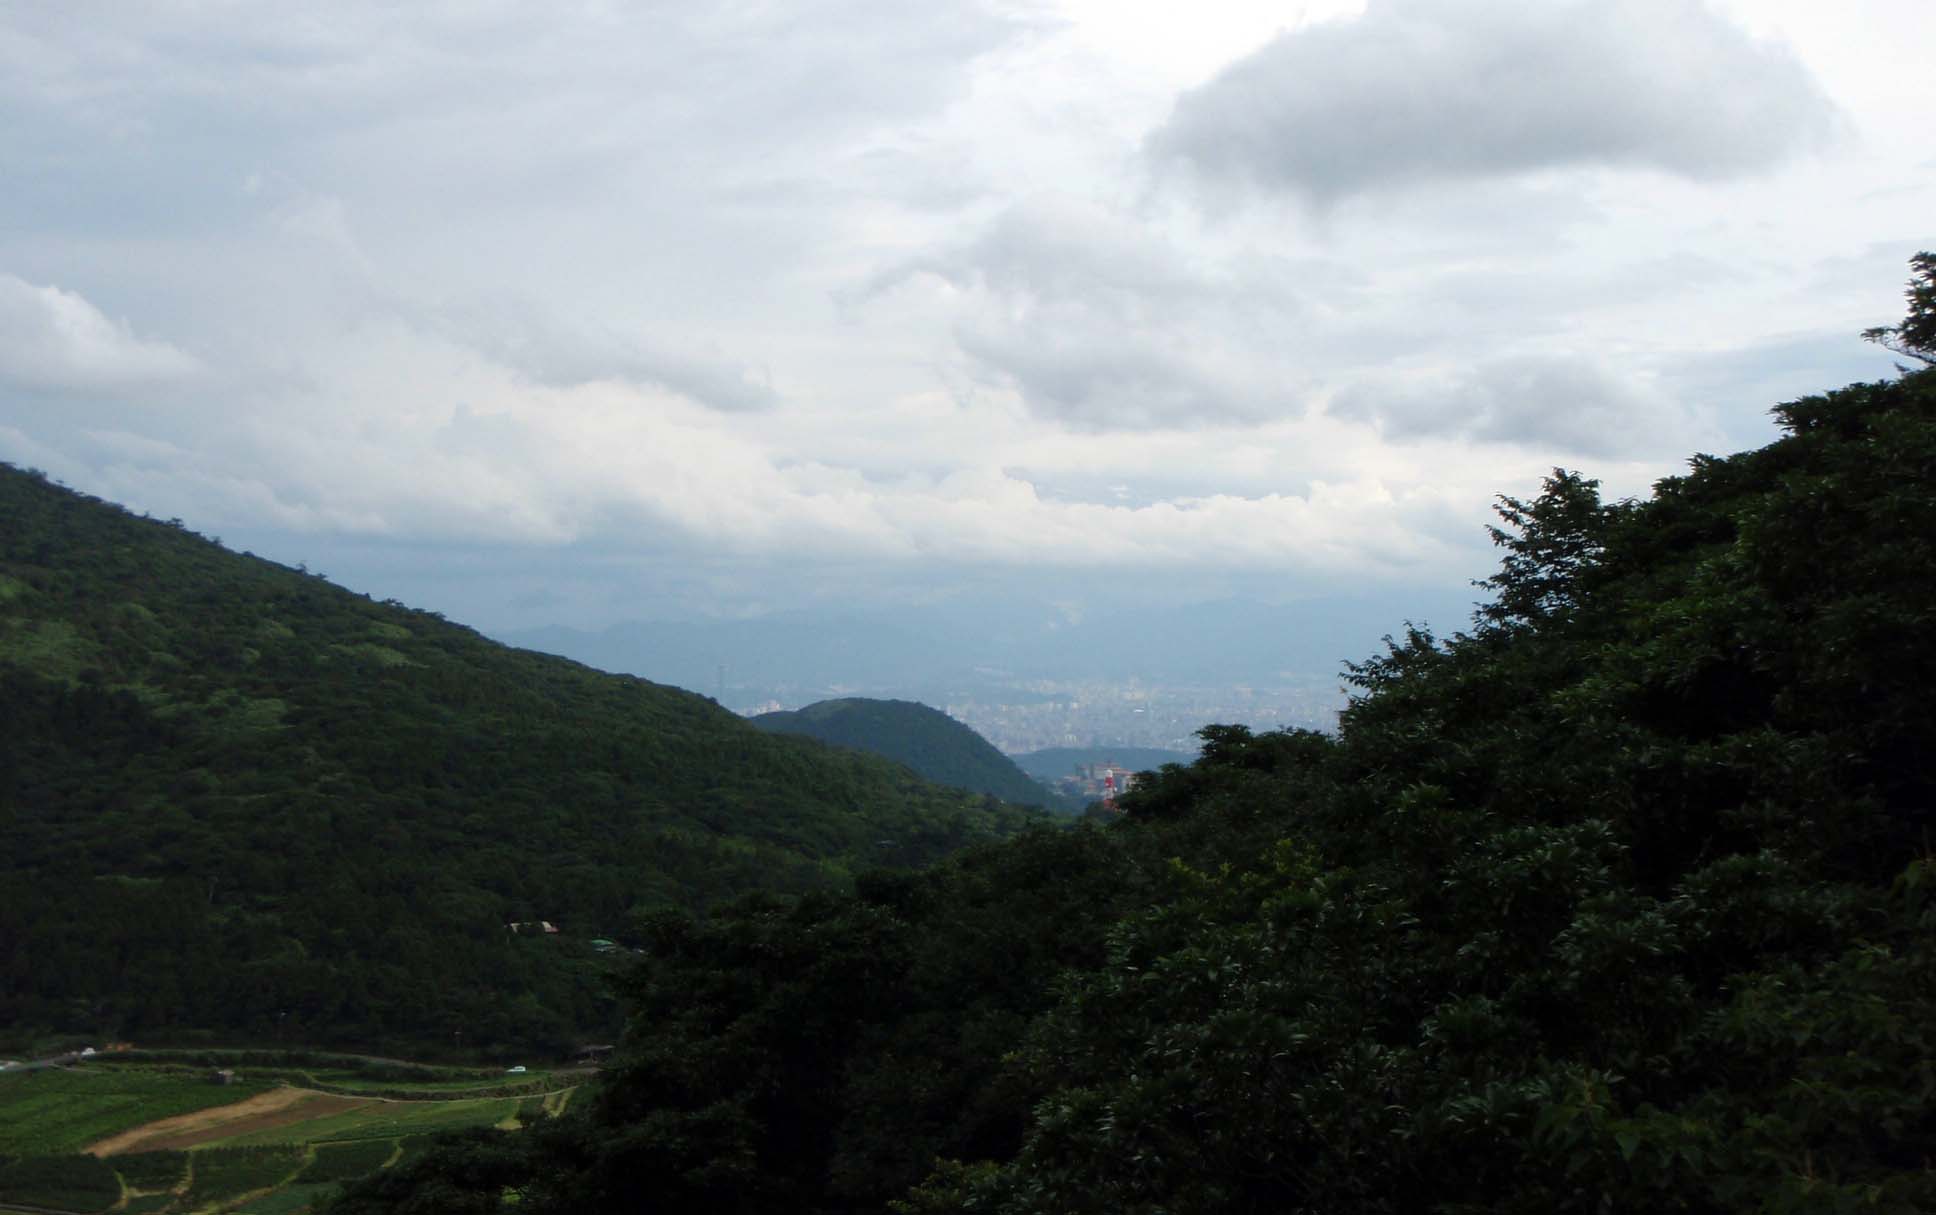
751, 698, 1055, 808
497, 589, 1476, 712
1010, 746, 1197, 782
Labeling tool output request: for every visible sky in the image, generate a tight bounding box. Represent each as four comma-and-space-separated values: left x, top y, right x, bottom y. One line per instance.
2, 0, 1931, 650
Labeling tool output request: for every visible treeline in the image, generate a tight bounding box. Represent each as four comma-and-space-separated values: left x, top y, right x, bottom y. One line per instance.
345, 356, 1935, 1211
0, 470, 1045, 1055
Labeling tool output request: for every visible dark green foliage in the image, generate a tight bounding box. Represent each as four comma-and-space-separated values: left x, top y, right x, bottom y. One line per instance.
332, 826, 1148, 1214
326, 1129, 529, 1215
343, 367, 1936, 1214
1472, 468, 1610, 629
0, 1153, 122, 1212
181, 1146, 306, 1207
389, 1137, 438, 1171
908, 367, 1936, 1215
113, 1149, 188, 1191
1862, 251, 1935, 363
334, 363, 1936, 1208
0, 471, 1044, 1052
504, 825, 1147, 1214
298, 1141, 400, 1184
751, 698, 1053, 808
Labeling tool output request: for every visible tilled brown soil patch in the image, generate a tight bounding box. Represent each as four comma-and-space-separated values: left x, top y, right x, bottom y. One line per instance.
87, 1088, 376, 1155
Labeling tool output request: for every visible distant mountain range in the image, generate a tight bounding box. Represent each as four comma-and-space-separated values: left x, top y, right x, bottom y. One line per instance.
0, 464, 1044, 1056
496, 587, 1478, 710
1008, 746, 1196, 782
751, 698, 1059, 809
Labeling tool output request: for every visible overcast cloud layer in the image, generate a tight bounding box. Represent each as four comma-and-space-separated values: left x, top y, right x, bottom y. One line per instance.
1, 0, 1930, 638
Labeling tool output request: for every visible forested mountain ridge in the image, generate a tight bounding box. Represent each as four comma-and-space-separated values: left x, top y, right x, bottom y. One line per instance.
0, 466, 1043, 1054
345, 354, 1936, 1210
751, 698, 1055, 808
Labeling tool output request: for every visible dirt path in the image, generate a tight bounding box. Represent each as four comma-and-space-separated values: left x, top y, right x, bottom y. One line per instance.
86, 1087, 375, 1156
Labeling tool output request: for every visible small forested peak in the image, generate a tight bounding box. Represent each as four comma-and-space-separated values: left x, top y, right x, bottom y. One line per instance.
1861, 250, 1936, 365
751, 696, 1050, 807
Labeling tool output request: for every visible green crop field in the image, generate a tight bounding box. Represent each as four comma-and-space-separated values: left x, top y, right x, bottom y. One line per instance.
0, 1066, 267, 1155
0, 1153, 122, 1212
113, 1149, 189, 1191
293, 1067, 558, 1095
296, 1139, 398, 1183
0, 1059, 578, 1213
234, 1181, 344, 1214
179, 1145, 307, 1209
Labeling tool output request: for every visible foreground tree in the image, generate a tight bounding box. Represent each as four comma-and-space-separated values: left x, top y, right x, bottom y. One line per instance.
1862, 251, 1935, 364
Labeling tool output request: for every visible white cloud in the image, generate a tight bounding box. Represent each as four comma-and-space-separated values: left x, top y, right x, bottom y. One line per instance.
870, 196, 1320, 428
1148, 0, 1840, 200
434, 298, 778, 412
0, 0, 1931, 639
0, 274, 200, 392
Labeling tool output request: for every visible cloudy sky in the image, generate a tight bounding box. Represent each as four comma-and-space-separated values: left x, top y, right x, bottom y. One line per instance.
2, 0, 1930, 643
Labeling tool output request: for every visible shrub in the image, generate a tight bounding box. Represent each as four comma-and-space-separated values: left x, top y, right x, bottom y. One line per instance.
180, 1146, 305, 1207
113, 1149, 188, 1191
297, 1140, 398, 1184
0, 1153, 122, 1212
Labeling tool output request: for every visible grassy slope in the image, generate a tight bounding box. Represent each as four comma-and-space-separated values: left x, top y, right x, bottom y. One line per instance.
0, 1068, 269, 1156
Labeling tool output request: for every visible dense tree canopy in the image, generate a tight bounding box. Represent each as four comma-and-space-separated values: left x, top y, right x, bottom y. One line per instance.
0, 471, 1045, 1055
750, 698, 1058, 809
1863, 251, 1936, 364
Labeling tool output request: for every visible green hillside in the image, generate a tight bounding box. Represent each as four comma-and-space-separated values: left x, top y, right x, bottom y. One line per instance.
345, 355, 1936, 1208
751, 699, 1054, 808
0, 468, 1043, 1055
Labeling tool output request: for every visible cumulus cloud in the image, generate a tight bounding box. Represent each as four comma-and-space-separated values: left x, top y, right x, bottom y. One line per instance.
1148, 0, 1839, 200
0, 274, 200, 392
2, 0, 1927, 640
1330, 354, 1703, 457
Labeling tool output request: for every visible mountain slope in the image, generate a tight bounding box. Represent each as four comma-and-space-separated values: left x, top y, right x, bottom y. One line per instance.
346, 361, 1936, 1214
751, 698, 1051, 808
0, 465, 1042, 1054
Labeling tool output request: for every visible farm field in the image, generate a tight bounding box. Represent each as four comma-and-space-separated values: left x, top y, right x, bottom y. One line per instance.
211, 1093, 528, 1147
297, 1067, 559, 1093
0, 1067, 270, 1156
91, 1089, 375, 1154
0, 1063, 581, 1213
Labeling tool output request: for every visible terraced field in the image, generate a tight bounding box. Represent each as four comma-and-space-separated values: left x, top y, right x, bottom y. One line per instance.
0, 1062, 580, 1214
209, 1093, 528, 1148
0, 1067, 271, 1156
